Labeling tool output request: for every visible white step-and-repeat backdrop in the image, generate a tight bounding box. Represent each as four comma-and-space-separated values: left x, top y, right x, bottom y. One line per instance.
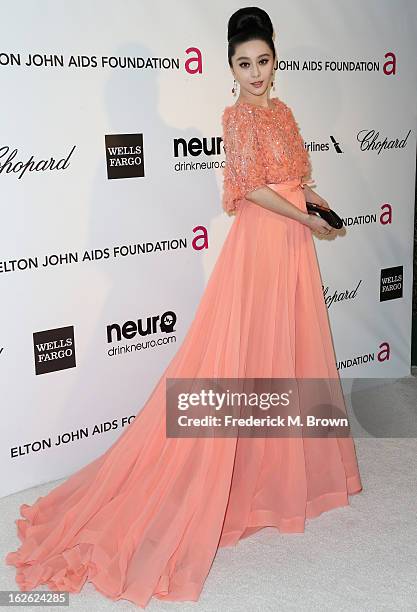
1, 0, 416, 496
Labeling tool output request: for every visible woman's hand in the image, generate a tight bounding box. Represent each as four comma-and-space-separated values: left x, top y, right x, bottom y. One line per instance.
302, 212, 333, 236
300, 181, 333, 234
302, 184, 331, 210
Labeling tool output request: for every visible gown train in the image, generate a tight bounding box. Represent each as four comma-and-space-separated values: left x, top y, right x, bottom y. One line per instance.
5, 179, 363, 608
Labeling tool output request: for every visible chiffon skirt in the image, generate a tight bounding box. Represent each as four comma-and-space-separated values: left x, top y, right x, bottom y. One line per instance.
5, 178, 363, 607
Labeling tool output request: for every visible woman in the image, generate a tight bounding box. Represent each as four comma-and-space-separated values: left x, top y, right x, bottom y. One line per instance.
5, 7, 363, 608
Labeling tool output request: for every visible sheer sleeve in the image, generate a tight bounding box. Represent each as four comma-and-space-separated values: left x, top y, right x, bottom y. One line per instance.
221, 106, 267, 216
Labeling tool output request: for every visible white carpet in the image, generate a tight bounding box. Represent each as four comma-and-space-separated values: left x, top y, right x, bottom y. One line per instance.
2, 373, 416, 611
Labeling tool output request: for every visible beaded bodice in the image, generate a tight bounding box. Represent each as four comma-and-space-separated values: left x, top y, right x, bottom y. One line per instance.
221, 97, 312, 215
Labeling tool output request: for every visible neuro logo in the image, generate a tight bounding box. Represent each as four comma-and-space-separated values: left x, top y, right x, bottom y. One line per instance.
106, 310, 177, 343
160, 311, 176, 333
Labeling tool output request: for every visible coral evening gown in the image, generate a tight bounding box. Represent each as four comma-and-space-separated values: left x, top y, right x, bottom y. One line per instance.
5, 96, 363, 607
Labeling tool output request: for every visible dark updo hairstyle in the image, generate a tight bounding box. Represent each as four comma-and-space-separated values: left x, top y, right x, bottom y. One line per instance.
227, 6, 276, 67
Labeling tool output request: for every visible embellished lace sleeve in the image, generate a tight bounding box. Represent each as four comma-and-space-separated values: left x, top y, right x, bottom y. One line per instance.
221, 106, 267, 216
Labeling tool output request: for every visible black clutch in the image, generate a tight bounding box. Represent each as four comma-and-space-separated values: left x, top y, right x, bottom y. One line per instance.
305, 201, 343, 229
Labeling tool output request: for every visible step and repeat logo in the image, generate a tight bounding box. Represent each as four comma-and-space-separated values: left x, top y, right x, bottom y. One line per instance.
32, 310, 178, 375
33, 325, 76, 375
105, 133, 144, 179
380, 265, 403, 301
106, 310, 177, 343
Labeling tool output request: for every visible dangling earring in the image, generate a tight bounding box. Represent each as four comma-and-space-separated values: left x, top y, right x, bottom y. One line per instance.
271, 68, 276, 91
232, 78, 237, 96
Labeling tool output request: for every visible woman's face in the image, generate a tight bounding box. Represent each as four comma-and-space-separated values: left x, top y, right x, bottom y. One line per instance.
231, 39, 275, 98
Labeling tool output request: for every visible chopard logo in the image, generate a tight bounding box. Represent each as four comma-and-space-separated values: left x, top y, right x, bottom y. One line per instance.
356, 129, 411, 154
323, 280, 362, 308
0, 145, 76, 179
